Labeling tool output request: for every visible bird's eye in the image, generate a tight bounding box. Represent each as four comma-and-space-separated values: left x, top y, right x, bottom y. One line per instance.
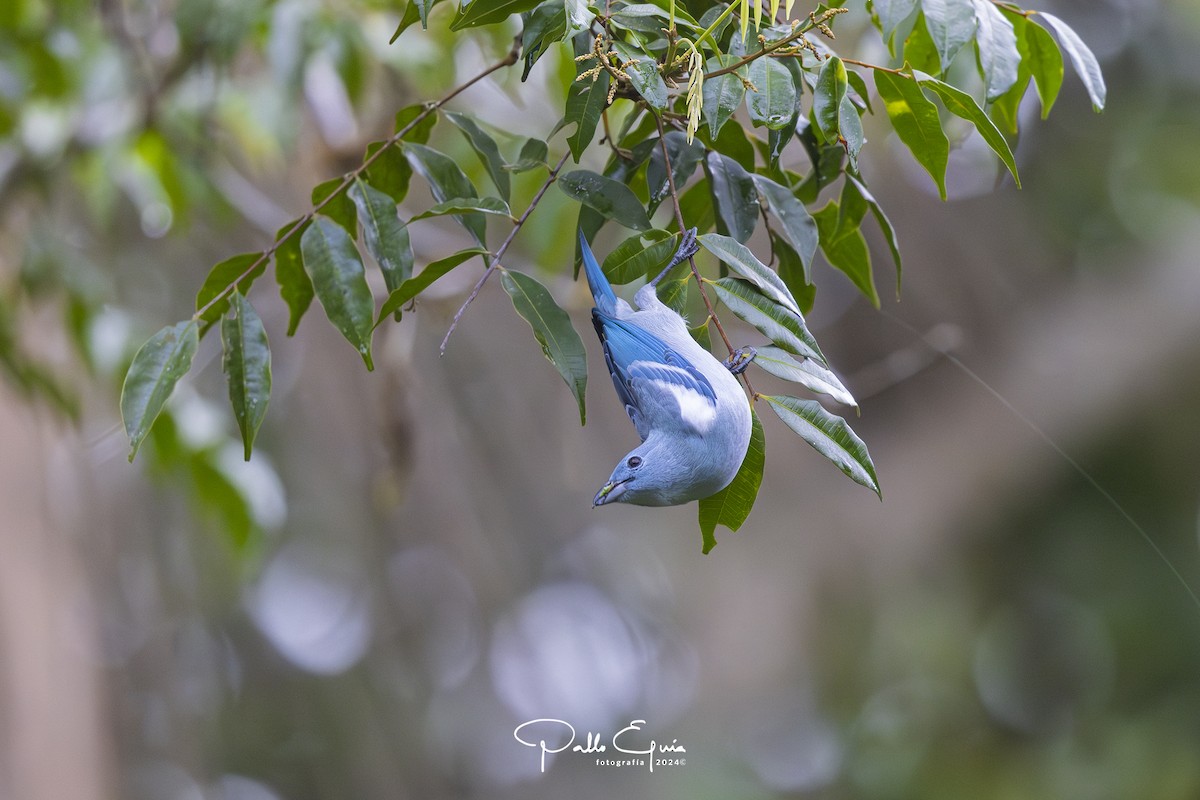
627, 456, 643, 468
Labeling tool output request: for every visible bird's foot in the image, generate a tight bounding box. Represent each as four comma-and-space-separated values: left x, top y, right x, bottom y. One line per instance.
649, 228, 701, 288
723, 346, 757, 375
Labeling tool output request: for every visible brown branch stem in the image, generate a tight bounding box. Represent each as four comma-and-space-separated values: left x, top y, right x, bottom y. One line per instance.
653, 114, 757, 398
439, 150, 572, 355
192, 42, 521, 324
840, 57, 905, 75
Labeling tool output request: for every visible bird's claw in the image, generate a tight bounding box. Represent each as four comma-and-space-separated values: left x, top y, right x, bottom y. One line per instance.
670, 227, 701, 270
723, 346, 757, 375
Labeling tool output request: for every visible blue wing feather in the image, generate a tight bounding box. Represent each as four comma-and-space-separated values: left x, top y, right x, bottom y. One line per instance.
580, 231, 617, 316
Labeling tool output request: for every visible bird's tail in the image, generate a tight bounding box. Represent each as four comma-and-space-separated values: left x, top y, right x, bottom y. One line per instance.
579, 230, 617, 315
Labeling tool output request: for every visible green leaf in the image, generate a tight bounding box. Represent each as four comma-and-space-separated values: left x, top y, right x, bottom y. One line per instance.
767, 59, 804, 171
971, 0, 1019, 101
521, 0, 567, 80
813, 56, 848, 144
763, 394, 880, 496
564, 69, 610, 162
363, 141, 413, 204
753, 175, 818, 282
902, 13, 943, 75
698, 233, 800, 315
646, 131, 705, 212
709, 277, 825, 363
348, 179, 413, 299
411, 196, 514, 220
875, 0, 918, 40
873, 69, 949, 200
747, 57, 797, 130
311, 178, 357, 237
914, 72, 1020, 187
274, 221, 313, 336
839, 91, 865, 168
1037, 11, 1105, 111
394, 104, 438, 143
500, 269, 588, 424
814, 199, 878, 307
390, 0, 441, 40
558, 169, 652, 231
922, 0, 977, 71
675, 177, 716, 235
610, 3, 701, 30
221, 293, 271, 461
845, 68, 874, 115
613, 41, 668, 111
450, 0, 542, 29
795, 125, 846, 204
196, 252, 266, 326
690, 319, 712, 350
772, 233, 816, 315
403, 143, 487, 246
656, 274, 690, 316
1025, 18, 1064, 118
601, 230, 677, 285
845, 174, 902, 295
300, 216, 376, 370
376, 248, 488, 325
188, 455, 258, 552
754, 346, 856, 407
121, 320, 199, 461
506, 137, 550, 172
704, 151, 758, 243
702, 56, 746, 138
698, 408, 764, 554
707, 115, 757, 172
445, 111, 512, 201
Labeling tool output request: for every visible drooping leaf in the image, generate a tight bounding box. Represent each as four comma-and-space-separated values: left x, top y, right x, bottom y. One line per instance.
873, 69, 949, 199
914, 71, 1020, 186
971, 0, 1019, 101
500, 269, 588, 424
698, 408, 764, 554
348, 179, 413, 297
390, 0, 441, 39
747, 57, 797, 130
922, 0, 977, 71
813, 56, 848, 144
612, 41, 668, 111
444, 111, 511, 200
902, 12, 943, 75
1037, 11, 1105, 111
601, 230, 677, 285
121, 320, 199, 461
521, 0, 570, 80
845, 174, 902, 295
795, 123, 846, 204
300, 216, 376, 370
704, 151, 758, 243
767, 59, 804, 172
754, 346, 856, 407
646, 131, 705, 212
558, 170, 652, 231
363, 141, 413, 203
753, 175, 818, 282
221, 292, 271, 461
814, 199, 878, 307
506, 137, 550, 172
411, 196, 514, 219
698, 233, 800, 315
609, 3, 701, 31
772, 232, 816, 315
403, 143, 487, 245
845, 68, 874, 115
702, 56, 746, 139
274, 220, 313, 336
763, 394, 880, 496
674, 177, 716, 235
196, 252, 266, 326
838, 90, 865, 169
375, 248, 488, 325
564, 70, 610, 161
875, 0, 918, 40
311, 178, 357, 237
1025, 17, 1064, 118
450, 0, 542, 30
709, 277, 825, 363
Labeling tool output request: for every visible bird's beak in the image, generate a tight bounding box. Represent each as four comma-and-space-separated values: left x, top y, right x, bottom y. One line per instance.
593, 479, 630, 507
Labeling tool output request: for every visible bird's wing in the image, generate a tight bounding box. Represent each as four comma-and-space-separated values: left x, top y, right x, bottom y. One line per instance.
592, 310, 716, 438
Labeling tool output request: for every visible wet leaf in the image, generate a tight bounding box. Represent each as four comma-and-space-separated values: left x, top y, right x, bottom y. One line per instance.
445, 111, 511, 200
274, 220, 313, 336
348, 179, 413, 297
558, 169, 652, 231
704, 151, 758, 243
221, 292, 271, 461
121, 320, 199, 461
300, 216, 375, 370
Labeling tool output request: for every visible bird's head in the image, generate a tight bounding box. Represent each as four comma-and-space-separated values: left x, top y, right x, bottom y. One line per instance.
593, 441, 697, 507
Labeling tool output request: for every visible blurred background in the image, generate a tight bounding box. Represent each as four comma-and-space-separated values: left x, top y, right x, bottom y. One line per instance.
3, 0, 1200, 797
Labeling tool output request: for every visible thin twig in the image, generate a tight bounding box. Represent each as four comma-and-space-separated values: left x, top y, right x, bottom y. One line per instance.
840, 57, 905, 75
439, 150, 572, 355
653, 114, 757, 398
192, 42, 521, 324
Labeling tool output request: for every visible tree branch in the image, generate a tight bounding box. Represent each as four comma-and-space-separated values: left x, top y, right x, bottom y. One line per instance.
653, 114, 757, 398
703, 8, 846, 79
439, 150, 573, 355
192, 42, 522, 324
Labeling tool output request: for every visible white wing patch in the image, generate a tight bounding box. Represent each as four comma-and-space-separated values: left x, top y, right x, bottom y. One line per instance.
629, 361, 718, 433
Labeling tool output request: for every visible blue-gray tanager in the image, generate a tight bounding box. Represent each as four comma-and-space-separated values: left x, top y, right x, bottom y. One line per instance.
582, 229, 753, 507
